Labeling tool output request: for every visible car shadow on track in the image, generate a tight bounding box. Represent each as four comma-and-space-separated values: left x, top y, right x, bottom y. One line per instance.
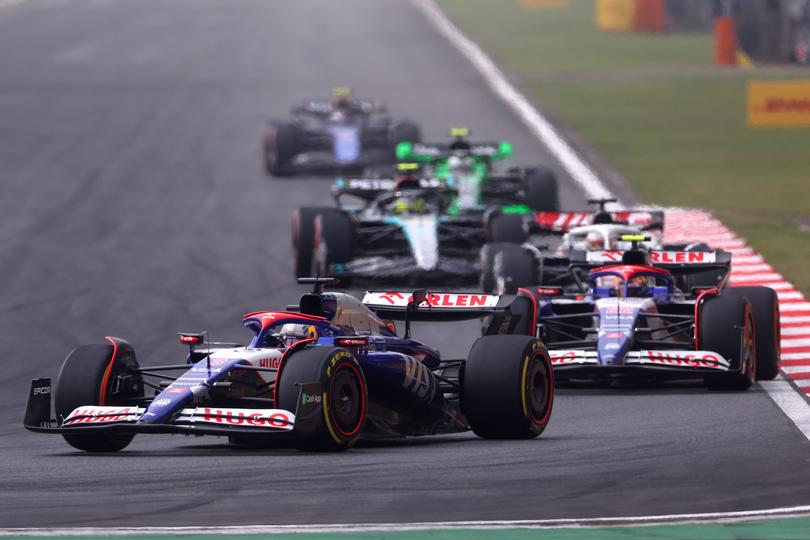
554, 379, 771, 396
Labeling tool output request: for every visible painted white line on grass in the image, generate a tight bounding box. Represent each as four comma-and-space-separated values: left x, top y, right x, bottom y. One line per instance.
412, 0, 614, 201
3, 505, 810, 536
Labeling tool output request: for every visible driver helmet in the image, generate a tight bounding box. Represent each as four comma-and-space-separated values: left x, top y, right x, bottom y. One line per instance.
395, 162, 422, 186
585, 231, 605, 251
448, 127, 471, 151
595, 275, 625, 298
627, 275, 653, 297
391, 195, 427, 215
331, 87, 353, 109
278, 323, 318, 347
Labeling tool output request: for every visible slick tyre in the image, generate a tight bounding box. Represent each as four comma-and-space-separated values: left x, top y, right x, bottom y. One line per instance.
463, 336, 553, 438
264, 122, 299, 177
727, 287, 780, 380
292, 207, 332, 278
312, 209, 355, 287
277, 346, 367, 452
487, 213, 527, 243
523, 166, 560, 212
700, 294, 757, 391
480, 243, 536, 294
55, 338, 143, 452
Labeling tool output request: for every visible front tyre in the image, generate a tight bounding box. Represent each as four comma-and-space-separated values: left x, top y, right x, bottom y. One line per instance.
523, 166, 560, 211
277, 346, 367, 452
292, 207, 333, 278
463, 336, 553, 439
700, 294, 757, 391
55, 338, 143, 452
728, 287, 780, 380
312, 209, 355, 287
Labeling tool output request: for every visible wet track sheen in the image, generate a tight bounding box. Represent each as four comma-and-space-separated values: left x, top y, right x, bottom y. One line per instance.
1, 0, 809, 528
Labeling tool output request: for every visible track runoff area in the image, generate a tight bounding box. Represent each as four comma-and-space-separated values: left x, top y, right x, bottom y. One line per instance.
2, 0, 809, 539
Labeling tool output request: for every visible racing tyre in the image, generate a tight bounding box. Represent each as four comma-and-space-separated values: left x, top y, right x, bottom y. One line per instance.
728, 287, 780, 380
700, 294, 757, 391
480, 243, 536, 294
312, 209, 355, 287
390, 120, 421, 150
292, 207, 332, 278
264, 121, 299, 177
55, 338, 143, 452
277, 346, 367, 452
487, 213, 527, 243
463, 335, 553, 438
523, 166, 560, 212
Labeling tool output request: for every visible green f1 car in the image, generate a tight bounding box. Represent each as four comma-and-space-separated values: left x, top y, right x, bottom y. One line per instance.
395, 127, 560, 216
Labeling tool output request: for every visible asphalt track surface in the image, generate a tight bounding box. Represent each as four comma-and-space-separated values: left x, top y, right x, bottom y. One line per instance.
1, 0, 809, 529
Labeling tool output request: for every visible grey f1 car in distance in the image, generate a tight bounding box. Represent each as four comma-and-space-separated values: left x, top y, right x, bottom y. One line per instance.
23, 278, 553, 452
262, 88, 421, 177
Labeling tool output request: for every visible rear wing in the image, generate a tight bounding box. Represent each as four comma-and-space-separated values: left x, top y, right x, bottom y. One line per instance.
571, 249, 732, 268
362, 291, 504, 321
333, 177, 445, 201
362, 291, 535, 336
533, 210, 665, 234
395, 141, 511, 162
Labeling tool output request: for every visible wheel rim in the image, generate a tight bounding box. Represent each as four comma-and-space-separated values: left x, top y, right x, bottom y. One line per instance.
328, 364, 364, 437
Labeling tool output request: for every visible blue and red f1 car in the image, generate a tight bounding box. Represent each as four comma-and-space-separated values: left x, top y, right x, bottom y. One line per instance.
24, 279, 553, 452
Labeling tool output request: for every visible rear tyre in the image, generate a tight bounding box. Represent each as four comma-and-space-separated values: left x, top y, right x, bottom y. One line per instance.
277, 346, 367, 452
700, 294, 757, 391
312, 209, 355, 287
55, 339, 143, 452
728, 287, 780, 380
264, 122, 299, 177
523, 166, 560, 212
488, 213, 527, 243
292, 207, 332, 278
463, 336, 553, 438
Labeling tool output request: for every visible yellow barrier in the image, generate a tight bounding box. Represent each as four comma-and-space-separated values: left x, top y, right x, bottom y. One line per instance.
747, 80, 810, 127
596, 0, 635, 31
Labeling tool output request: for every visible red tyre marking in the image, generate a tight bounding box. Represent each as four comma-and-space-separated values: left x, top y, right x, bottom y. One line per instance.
330, 360, 366, 438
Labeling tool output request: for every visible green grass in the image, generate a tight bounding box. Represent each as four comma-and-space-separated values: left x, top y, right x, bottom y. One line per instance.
438, 0, 810, 294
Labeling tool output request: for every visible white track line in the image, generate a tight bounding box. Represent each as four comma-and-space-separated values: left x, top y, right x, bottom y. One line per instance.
412, 0, 613, 201
759, 377, 810, 442
3, 505, 810, 536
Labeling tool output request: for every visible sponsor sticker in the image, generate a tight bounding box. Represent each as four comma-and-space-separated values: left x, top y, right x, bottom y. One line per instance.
363, 292, 498, 308
192, 408, 294, 430
748, 80, 810, 126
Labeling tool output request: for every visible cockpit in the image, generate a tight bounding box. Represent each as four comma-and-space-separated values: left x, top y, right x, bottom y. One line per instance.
589, 266, 674, 299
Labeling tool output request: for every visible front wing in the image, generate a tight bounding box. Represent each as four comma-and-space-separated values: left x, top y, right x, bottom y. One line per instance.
23, 378, 324, 439
549, 349, 732, 379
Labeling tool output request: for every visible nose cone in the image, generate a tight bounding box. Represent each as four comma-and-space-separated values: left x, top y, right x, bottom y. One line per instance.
596, 299, 640, 365
400, 215, 439, 270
